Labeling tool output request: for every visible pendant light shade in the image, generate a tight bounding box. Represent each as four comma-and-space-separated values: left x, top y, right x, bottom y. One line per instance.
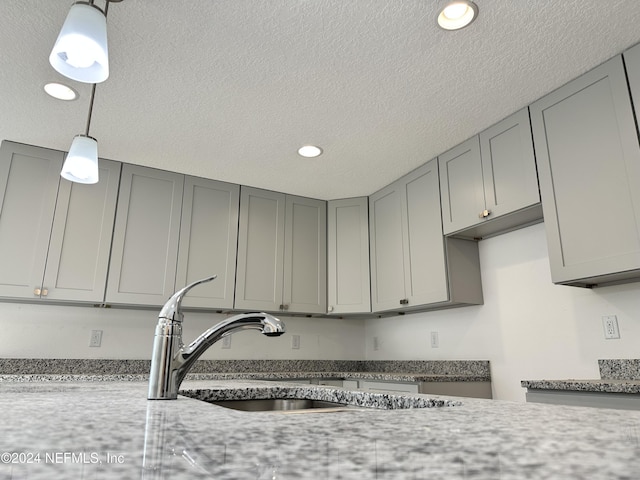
49, 2, 109, 84
61, 134, 99, 184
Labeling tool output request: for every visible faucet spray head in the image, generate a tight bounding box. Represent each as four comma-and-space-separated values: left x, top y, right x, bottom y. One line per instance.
259, 313, 286, 336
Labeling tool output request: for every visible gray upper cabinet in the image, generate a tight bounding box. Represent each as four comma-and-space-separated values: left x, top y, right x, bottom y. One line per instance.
235, 187, 285, 312
283, 194, 327, 313
369, 158, 483, 313
0, 141, 120, 303
439, 136, 484, 236
531, 55, 640, 287
0, 142, 63, 300
327, 197, 371, 315
44, 157, 121, 302
235, 186, 326, 314
106, 164, 184, 306
176, 176, 240, 309
624, 42, 640, 117
369, 175, 408, 312
439, 108, 541, 239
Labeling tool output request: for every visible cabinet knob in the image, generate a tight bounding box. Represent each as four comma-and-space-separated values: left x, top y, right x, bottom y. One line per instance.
34, 288, 41, 296
478, 209, 491, 219
41, 288, 48, 297
399, 298, 409, 305
328, 306, 334, 312
279, 304, 289, 311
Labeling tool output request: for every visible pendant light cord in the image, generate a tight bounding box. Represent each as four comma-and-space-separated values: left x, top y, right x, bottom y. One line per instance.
84, 83, 96, 136
84, 1, 109, 137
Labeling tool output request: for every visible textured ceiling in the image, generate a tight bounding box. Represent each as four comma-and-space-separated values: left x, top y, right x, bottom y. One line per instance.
2, 1, 640, 200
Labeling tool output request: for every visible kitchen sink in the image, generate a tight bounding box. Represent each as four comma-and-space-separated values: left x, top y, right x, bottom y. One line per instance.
180, 386, 461, 412
208, 398, 363, 413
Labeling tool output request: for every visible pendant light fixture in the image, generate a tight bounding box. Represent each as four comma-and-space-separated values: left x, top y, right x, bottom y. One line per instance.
60, 83, 100, 184
53, 1, 122, 183
49, 1, 110, 84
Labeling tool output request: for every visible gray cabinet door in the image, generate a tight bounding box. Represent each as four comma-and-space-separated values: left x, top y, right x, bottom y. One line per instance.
0, 141, 63, 299
624, 42, 640, 116
530, 55, 640, 286
106, 164, 184, 305
369, 181, 406, 312
283, 195, 327, 314
480, 108, 539, 220
235, 187, 286, 311
43, 158, 121, 302
439, 136, 484, 235
327, 197, 371, 314
402, 159, 449, 306
176, 176, 239, 309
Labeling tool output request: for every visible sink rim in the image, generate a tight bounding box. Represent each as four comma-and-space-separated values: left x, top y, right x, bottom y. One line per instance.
206, 397, 367, 413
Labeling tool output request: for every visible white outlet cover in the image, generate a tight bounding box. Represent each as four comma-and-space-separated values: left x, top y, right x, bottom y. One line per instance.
602, 315, 620, 339
89, 330, 102, 347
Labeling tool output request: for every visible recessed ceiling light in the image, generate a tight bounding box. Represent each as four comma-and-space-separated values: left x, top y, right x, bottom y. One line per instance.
298, 145, 323, 158
44, 82, 78, 101
437, 1, 478, 30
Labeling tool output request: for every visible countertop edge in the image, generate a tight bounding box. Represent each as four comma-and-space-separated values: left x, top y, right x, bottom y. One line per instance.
0, 371, 491, 383
521, 379, 640, 394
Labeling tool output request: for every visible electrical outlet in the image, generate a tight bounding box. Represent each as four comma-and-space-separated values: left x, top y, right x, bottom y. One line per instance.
430, 331, 439, 348
89, 330, 102, 347
291, 334, 300, 350
373, 336, 379, 351
222, 335, 232, 349
602, 315, 620, 339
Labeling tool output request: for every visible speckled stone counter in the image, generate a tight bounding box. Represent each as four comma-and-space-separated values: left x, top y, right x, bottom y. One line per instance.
521, 378, 640, 394
0, 358, 491, 383
0, 358, 490, 376
599, 359, 640, 380
521, 359, 640, 394
1, 379, 640, 479
0, 371, 489, 384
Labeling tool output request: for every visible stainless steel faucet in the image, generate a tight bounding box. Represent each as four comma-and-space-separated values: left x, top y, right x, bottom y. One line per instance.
148, 275, 285, 400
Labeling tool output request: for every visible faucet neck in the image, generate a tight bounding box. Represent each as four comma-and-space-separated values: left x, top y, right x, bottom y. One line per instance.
158, 275, 217, 322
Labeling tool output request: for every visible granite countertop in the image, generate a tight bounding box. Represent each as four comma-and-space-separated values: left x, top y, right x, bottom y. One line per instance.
2, 378, 640, 479
0, 359, 492, 383
521, 379, 640, 394
522, 359, 640, 394
0, 370, 488, 383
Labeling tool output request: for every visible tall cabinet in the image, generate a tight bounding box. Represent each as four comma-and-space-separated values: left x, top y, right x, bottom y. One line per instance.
327, 197, 371, 314
530, 55, 640, 287
105, 164, 184, 306
0, 141, 120, 303
175, 176, 239, 309
369, 158, 483, 313
235, 186, 326, 314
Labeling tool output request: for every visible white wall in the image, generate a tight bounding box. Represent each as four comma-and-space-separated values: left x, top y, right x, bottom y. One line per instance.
365, 223, 640, 402
0, 303, 366, 360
